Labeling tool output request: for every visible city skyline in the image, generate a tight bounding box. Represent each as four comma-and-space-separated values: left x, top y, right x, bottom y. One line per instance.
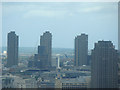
2, 2, 118, 49
1, 1, 119, 89
2, 30, 118, 50
3, 31, 119, 88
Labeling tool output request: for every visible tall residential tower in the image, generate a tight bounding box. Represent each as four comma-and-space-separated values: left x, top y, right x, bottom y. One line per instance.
7, 31, 19, 67
40, 31, 52, 67
74, 34, 88, 66
91, 41, 118, 88
34, 31, 52, 68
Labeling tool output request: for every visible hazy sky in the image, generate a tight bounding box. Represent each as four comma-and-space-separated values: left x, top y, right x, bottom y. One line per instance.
2, 2, 118, 49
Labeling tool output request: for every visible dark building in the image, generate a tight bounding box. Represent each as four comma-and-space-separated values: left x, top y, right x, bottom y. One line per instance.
74, 34, 88, 66
87, 55, 91, 66
38, 46, 46, 54
33, 31, 52, 69
7, 31, 19, 67
40, 31, 52, 67
34, 46, 48, 68
91, 41, 118, 88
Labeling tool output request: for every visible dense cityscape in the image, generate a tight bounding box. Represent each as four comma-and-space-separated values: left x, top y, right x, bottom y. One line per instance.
1, 31, 120, 89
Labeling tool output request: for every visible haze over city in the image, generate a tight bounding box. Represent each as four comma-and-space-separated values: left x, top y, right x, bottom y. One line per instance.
1, 1, 120, 89
2, 2, 118, 49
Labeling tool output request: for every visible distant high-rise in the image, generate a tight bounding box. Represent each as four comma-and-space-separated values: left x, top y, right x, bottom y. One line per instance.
74, 34, 88, 66
40, 31, 52, 67
91, 41, 118, 88
7, 31, 19, 67
35, 45, 48, 68
34, 31, 52, 68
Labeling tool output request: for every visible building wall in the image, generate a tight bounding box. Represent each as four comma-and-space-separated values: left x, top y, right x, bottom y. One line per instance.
91, 41, 118, 88
40, 31, 52, 67
74, 34, 88, 66
7, 31, 19, 67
